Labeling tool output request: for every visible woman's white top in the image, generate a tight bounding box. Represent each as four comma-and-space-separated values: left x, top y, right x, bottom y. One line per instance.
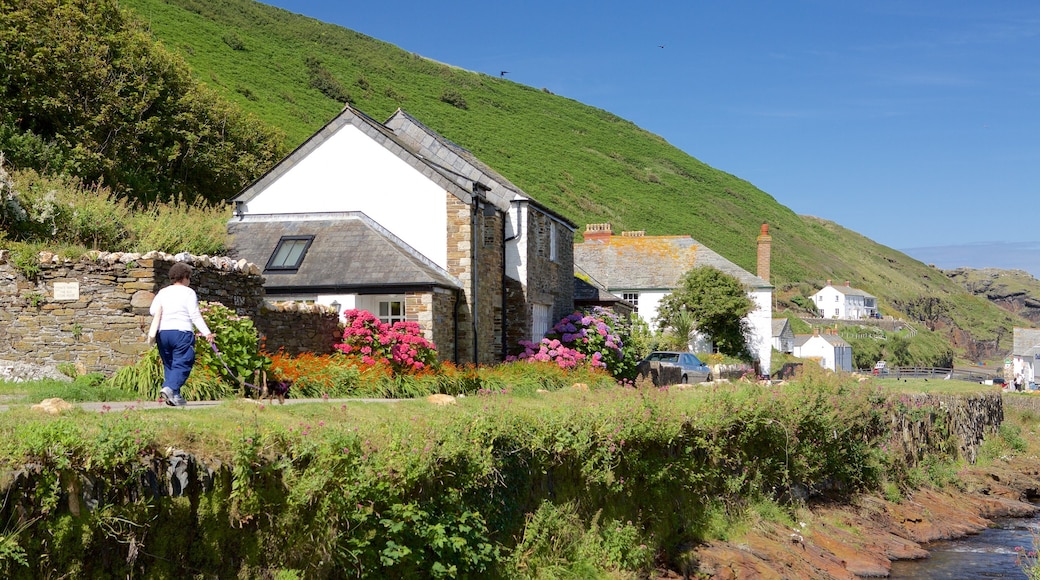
150, 284, 212, 335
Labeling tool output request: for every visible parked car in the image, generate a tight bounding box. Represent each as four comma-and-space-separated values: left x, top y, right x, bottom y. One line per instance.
639, 351, 712, 383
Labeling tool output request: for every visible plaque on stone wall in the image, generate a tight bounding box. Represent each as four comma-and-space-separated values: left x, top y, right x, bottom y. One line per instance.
53, 281, 80, 301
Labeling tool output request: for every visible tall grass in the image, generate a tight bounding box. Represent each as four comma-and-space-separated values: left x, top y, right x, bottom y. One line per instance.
2, 165, 231, 255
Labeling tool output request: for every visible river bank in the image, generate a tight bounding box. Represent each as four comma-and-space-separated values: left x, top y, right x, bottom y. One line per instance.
681, 454, 1040, 579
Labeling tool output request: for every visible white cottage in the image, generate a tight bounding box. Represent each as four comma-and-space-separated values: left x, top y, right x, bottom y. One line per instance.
227, 104, 575, 364
793, 329, 854, 372
573, 223, 774, 375
811, 280, 878, 320
1012, 327, 1040, 387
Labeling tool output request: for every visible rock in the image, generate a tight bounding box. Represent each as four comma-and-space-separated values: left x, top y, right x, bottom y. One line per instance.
426, 394, 456, 406
32, 398, 73, 415
0, 359, 71, 383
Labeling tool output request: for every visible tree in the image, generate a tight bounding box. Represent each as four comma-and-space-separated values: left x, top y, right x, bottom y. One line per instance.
656, 266, 755, 359
0, 0, 286, 204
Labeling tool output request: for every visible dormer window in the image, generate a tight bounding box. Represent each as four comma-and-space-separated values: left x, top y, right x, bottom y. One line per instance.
266, 235, 314, 272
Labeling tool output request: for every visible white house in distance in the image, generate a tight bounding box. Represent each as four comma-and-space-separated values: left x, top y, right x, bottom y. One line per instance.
574, 223, 774, 375
772, 319, 795, 354
793, 329, 854, 372
811, 280, 878, 320
1012, 327, 1040, 387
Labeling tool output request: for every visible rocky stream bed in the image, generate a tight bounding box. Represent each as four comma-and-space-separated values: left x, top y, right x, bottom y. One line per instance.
663, 455, 1040, 579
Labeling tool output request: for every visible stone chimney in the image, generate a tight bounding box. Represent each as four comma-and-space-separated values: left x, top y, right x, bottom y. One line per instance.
756, 223, 771, 282
584, 223, 613, 242
620, 230, 645, 237
845, 280, 851, 287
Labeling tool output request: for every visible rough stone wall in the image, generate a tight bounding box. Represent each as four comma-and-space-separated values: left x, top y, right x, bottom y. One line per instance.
404, 289, 459, 363
504, 277, 529, 356
891, 392, 1003, 466
503, 209, 575, 355
255, 302, 341, 356
445, 194, 504, 364
0, 250, 264, 374
477, 209, 504, 363
529, 210, 575, 326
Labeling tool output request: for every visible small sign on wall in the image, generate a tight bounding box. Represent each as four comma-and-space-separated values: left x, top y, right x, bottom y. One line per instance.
53, 281, 80, 301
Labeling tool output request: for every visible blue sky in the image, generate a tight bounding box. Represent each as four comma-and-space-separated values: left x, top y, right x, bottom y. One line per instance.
265, 1, 1040, 277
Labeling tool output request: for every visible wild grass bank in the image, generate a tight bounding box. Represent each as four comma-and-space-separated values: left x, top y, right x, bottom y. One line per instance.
0, 369, 984, 578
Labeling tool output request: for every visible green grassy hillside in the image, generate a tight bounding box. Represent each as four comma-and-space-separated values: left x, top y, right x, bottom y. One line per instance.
121, 0, 1026, 361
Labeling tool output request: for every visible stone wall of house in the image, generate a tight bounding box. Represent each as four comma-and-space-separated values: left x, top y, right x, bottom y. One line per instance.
504, 277, 529, 356
256, 301, 341, 356
0, 250, 264, 374
503, 208, 576, 354
445, 194, 504, 365
406, 289, 460, 363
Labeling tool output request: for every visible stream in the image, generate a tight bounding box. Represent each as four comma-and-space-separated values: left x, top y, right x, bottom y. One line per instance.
887, 514, 1039, 579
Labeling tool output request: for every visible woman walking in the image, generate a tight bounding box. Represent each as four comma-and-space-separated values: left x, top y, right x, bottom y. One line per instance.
150, 262, 215, 406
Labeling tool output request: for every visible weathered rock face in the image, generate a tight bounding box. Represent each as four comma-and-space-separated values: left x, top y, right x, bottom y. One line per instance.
946, 267, 1040, 324
687, 456, 1040, 580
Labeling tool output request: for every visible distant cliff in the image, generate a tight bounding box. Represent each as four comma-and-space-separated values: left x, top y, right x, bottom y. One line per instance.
946, 267, 1040, 324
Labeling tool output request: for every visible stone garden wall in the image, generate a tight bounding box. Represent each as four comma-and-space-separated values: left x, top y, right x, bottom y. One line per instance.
0, 249, 340, 375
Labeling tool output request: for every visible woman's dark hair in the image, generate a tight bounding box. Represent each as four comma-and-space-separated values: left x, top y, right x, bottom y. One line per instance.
168, 262, 194, 283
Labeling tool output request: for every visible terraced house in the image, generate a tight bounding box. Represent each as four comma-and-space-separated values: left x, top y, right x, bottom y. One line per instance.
228, 104, 575, 364
574, 223, 775, 375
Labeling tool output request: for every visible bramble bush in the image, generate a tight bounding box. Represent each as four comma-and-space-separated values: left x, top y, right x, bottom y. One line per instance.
335, 309, 438, 375
508, 307, 638, 379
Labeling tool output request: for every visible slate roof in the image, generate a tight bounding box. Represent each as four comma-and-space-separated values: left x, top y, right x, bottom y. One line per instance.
573, 235, 770, 291
822, 283, 876, 299
1013, 327, 1040, 357
226, 212, 462, 294
772, 319, 792, 338
384, 109, 576, 227
231, 104, 474, 207
573, 273, 625, 303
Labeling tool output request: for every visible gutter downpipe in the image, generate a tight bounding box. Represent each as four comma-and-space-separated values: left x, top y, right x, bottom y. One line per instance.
470, 187, 483, 365
501, 205, 510, 361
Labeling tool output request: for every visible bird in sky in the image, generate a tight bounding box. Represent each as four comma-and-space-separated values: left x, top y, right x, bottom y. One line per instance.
500, 70, 509, 77
658, 44, 665, 48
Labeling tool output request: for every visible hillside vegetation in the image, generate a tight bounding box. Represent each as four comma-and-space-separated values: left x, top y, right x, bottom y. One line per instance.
0, 0, 1028, 364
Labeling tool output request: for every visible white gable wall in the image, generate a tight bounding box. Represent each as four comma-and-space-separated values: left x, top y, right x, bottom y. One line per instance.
633, 287, 772, 375
505, 202, 526, 283
239, 124, 449, 269
748, 288, 773, 374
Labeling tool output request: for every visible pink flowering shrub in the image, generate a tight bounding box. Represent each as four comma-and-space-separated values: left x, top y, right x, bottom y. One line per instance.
334, 309, 437, 375
508, 307, 635, 378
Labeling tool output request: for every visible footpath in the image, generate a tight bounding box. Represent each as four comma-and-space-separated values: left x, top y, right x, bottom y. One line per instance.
2, 397, 404, 413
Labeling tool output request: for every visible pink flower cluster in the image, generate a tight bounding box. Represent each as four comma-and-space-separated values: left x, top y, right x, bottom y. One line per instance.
508, 308, 624, 372
334, 309, 437, 374
508, 338, 595, 369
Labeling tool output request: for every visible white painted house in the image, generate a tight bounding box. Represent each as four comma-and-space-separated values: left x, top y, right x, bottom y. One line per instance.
793, 330, 854, 372
811, 280, 878, 320
1012, 327, 1040, 387
573, 223, 775, 375
227, 104, 574, 364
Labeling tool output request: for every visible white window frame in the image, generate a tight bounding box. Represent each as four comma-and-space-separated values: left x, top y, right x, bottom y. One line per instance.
379, 300, 405, 324
622, 292, 639, 309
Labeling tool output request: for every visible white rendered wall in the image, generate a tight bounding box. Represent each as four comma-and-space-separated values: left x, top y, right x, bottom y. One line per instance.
637, 287, 772, 372
795, 337, 833, 370
748, 288, 773, 374
240, 124, 449, 269
505, 203, 525, 283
